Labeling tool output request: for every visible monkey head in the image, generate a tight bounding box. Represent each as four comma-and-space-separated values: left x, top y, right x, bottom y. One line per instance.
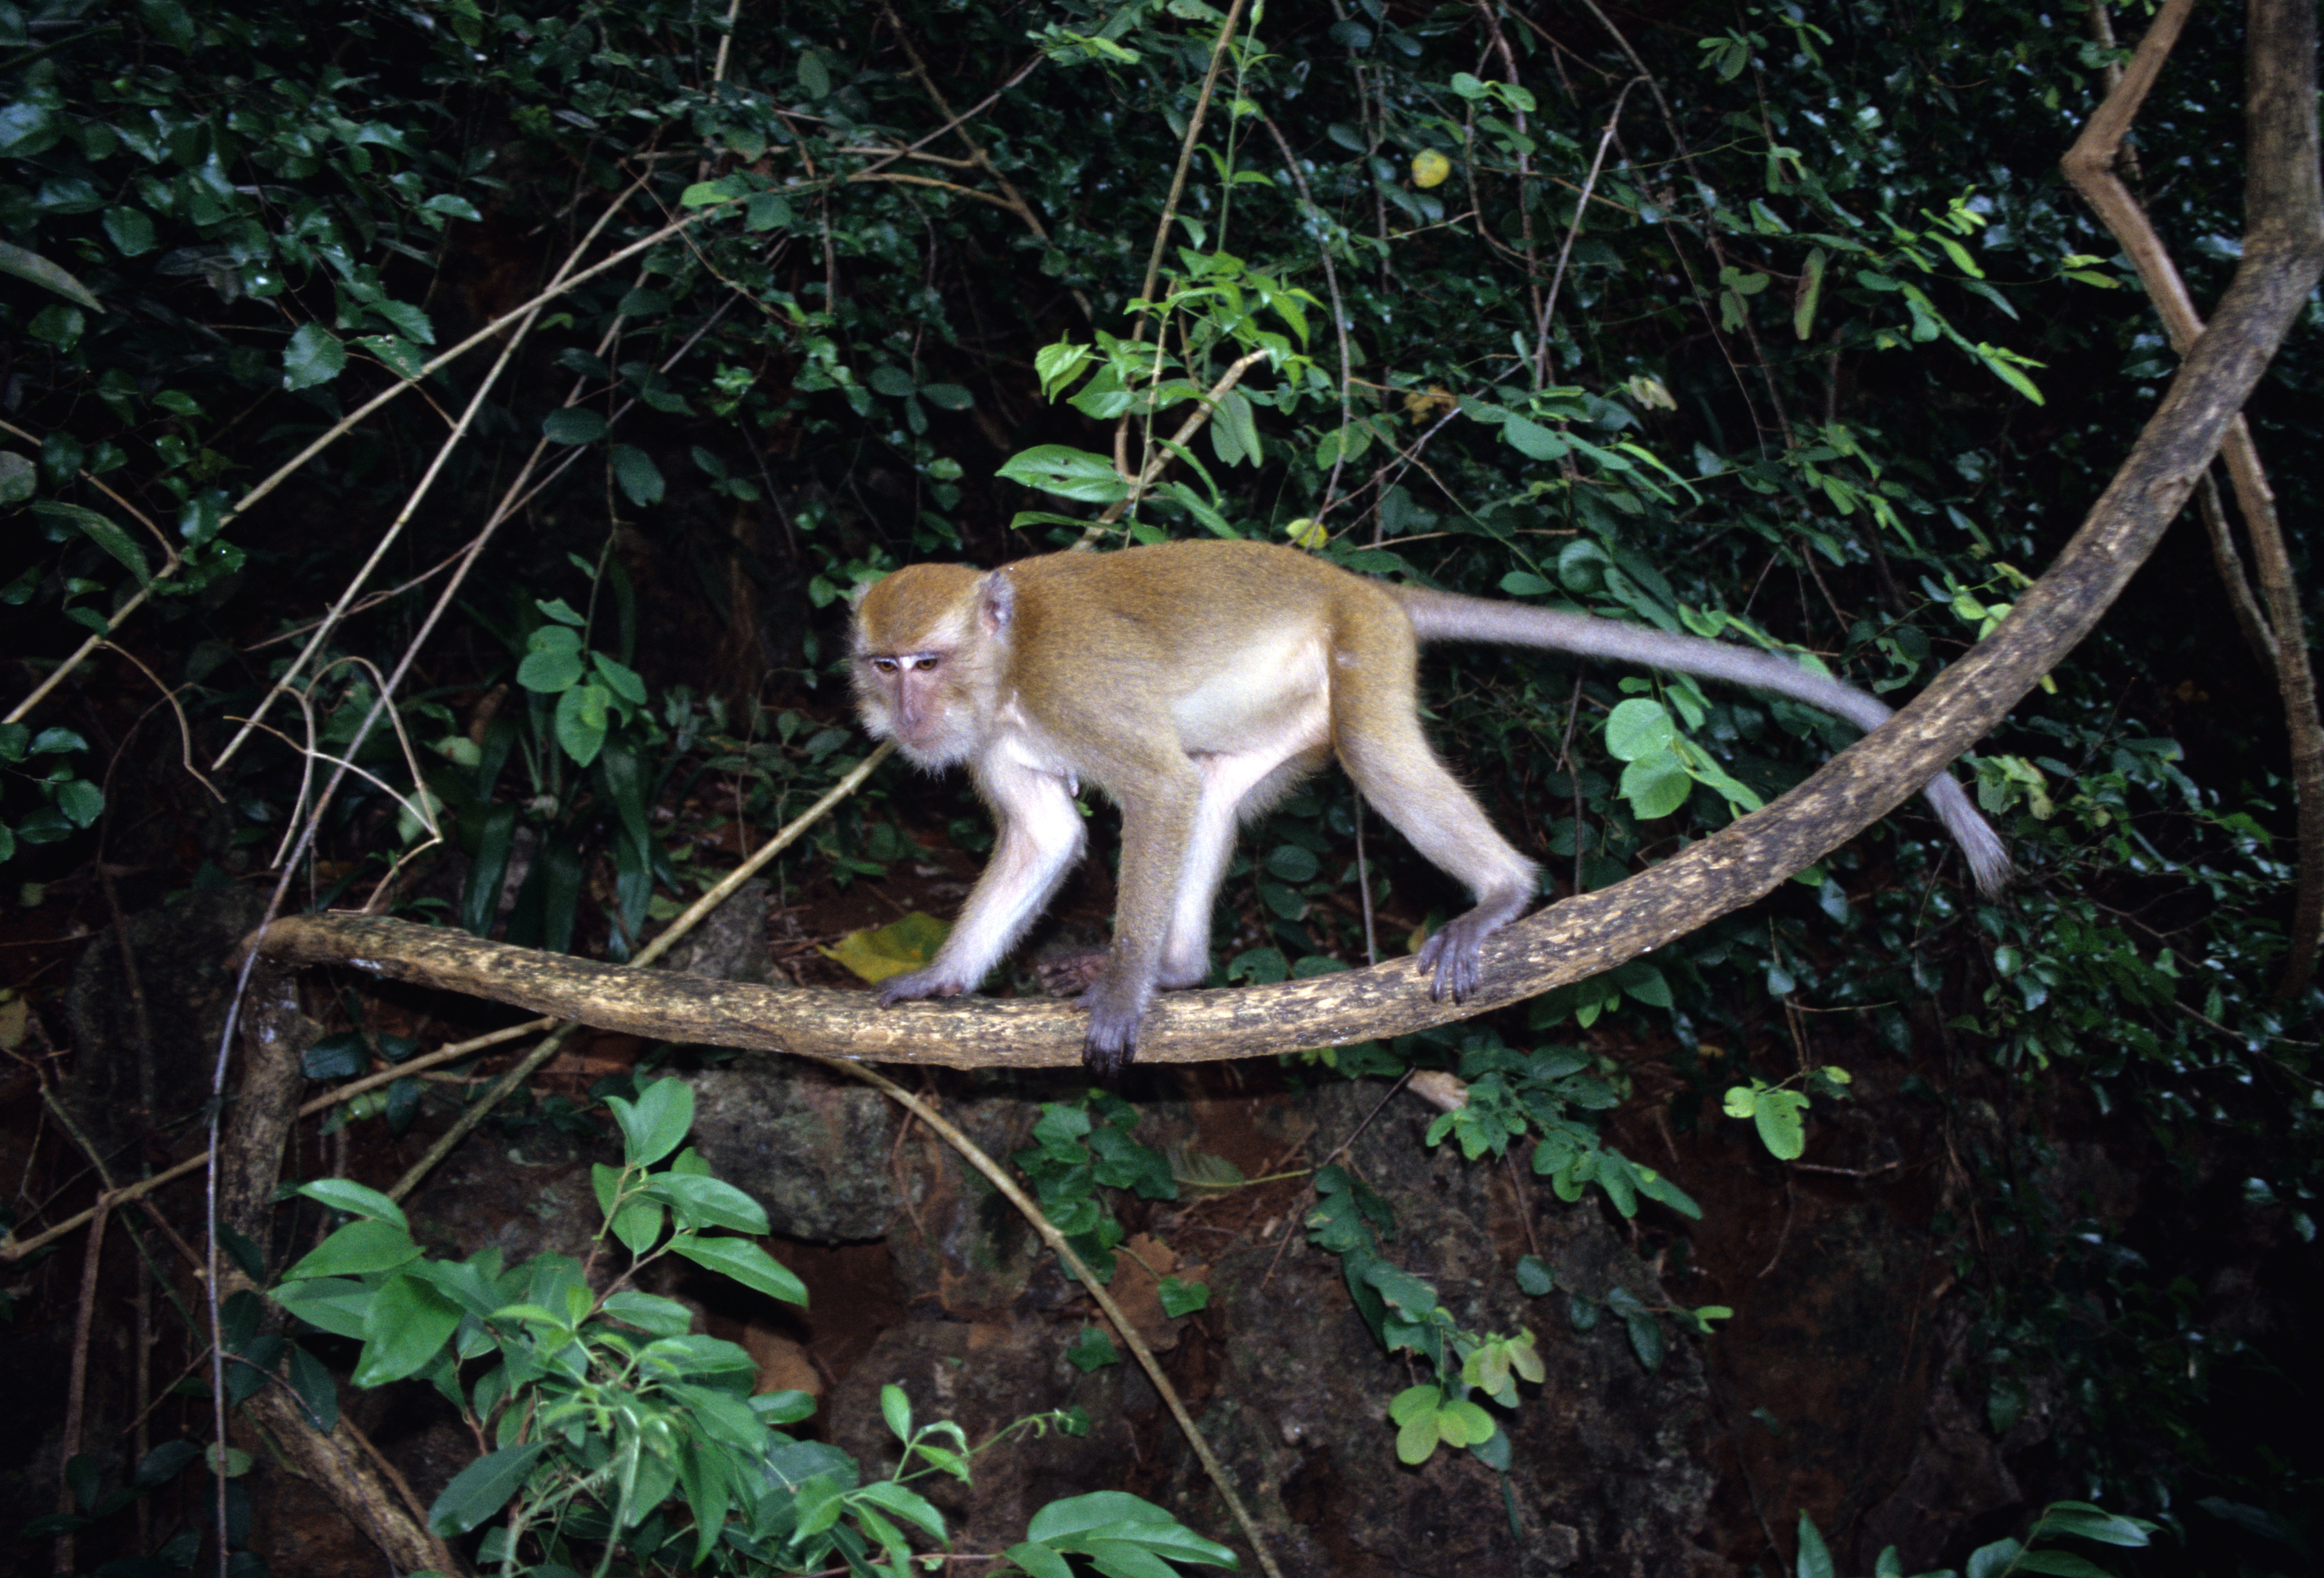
850, 563, 1016, 769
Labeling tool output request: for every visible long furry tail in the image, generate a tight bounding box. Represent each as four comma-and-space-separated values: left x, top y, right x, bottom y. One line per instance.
1394, 586, 2011, 896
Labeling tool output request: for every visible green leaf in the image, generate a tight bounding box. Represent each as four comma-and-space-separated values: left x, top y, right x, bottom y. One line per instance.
1618, 750, 1692, 820
423, 194, 482, 223
0, 240, 105, 312
354, 334, 425, 379
30, 501, 150, 588
1002, 1544, 1077, 1578
290, 1178, 408, 1227
610, 444, 665, 507
996, 444, 1130, 503
1603, 698, 1675, 760
516, 644, 585, 693
1502, 412, 1569, 462
669, 1234, 808, 1306
1796, 1513, 1836, 1578
281, 1218, 419, 1281
650, 1173, 768, 1235
2011, 1554, 2119, 1578
270, 1279, 374, 1340
797, 48, 832, 98
608, 1077, 693, 1166
857, 1479, 949, 1541
1157, 1276, 1209, 1317
1793, 247, 1827, 339
1624, 1311, 1666, 1372
2038, 1503, 2156, 1548
1753, 1088, 1810, 1160
354, 1272, 461, 1385
281, 323, 347, 390
542, 406, 609, 445
554, 683, 610, 766
1064, 1326, 1120, 1372
427, 1442, 545, 1536
102, 207, 158, 258
881, 1382, 913, 1440
365, 298, 436, 344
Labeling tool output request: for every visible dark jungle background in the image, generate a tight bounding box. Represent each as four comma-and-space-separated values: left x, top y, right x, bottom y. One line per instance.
0, 1, 2316, 1574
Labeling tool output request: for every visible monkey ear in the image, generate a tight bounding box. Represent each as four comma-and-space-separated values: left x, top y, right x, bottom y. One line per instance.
975, 570, 1015, 635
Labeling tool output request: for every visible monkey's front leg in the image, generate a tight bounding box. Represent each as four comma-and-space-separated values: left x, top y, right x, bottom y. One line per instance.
878, 762, 1085, 1006
1079, 766, 1206, 1079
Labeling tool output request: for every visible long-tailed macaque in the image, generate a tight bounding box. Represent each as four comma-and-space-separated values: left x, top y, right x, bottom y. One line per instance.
851, 540, 2007, 1077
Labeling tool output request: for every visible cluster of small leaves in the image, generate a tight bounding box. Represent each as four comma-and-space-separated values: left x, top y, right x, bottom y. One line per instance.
1791, 1500, 2155, 1578
1012, 1090, 1178, 1283
1722, 1065, 1852, 1163
259, 1078, 1232, 1576
1421, 1029, 1702, 1221
1304, 1165, 1586, 1467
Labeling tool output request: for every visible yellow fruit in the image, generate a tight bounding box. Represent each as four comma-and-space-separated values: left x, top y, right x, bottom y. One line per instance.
1410, 149, 1451, 189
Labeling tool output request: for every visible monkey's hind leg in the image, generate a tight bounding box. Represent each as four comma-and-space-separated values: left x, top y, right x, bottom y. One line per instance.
1334, 693, 1539, 1003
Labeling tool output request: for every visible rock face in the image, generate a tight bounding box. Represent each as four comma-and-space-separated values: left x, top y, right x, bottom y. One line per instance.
759, 1072, 1734, 1578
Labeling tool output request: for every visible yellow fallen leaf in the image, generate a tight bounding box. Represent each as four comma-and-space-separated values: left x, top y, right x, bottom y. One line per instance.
822, 912, 951, 984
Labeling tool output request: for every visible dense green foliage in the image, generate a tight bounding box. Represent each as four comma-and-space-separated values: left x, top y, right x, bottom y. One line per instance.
4, 0, 2318, 1570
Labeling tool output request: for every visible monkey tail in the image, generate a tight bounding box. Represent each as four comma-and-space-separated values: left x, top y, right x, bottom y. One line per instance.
1392, 586, 2012, 896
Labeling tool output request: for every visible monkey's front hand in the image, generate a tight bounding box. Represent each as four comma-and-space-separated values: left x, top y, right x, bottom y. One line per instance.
1078, 971, 1152, 1082
877, 967, 969, 1007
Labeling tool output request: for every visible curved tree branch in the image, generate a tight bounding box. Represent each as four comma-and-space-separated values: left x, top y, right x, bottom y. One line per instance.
2064, 0, 2324, 997
254, 0, 2323, 1067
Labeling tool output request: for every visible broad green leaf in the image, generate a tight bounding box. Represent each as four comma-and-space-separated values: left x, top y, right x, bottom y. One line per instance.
366, 298, 436, 344
542, 405, 609, 445
2038, 1503, 2155, 1547
103, 207, 158, 258
354, 334, 424, 379
0, 240, 104, 311
1603, 698, 1675, 760
354, 1273, 461, 1385
610, 444, 664, 506
1618, 750, 1692, 820
996, 444, 1130, 503
1753, 1088, 1810, 1160
553, 682, 610, 766
649, 1173, 768, 1235
609, 1077, 693, 1167
281, 1218, 419, 1280
280, 1175, 403, 1232
30, 501, 149, 588
281, 323, 347, 390
2011, 1554, 2118, 1578
1002, 1543, 1076, 1578
669, 1234, 808, 1306
427, 1442, 545, 1536
269, 1279, 375, 1340
1502, 412, 1569, 462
